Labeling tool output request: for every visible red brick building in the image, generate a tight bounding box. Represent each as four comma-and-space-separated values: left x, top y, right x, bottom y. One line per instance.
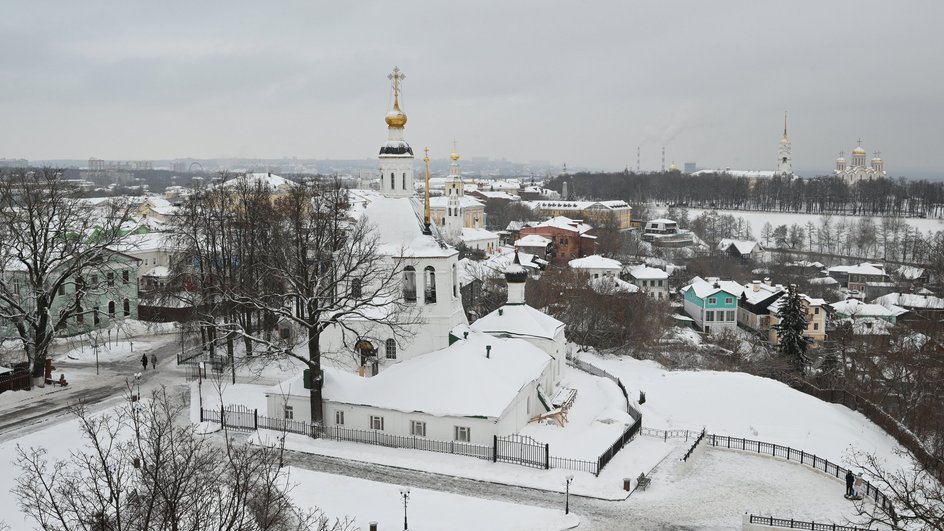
518, 216, 596, 265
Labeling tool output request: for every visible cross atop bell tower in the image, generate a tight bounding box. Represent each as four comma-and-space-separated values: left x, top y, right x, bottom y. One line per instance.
379, 66, 414, 198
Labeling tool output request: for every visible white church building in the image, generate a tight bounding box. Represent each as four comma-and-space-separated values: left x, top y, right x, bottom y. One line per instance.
265, 68, 567, 443
834, 140, 886, 184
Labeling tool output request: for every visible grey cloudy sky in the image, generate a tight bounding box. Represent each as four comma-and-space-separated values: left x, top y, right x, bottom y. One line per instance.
2, 1, 943, 175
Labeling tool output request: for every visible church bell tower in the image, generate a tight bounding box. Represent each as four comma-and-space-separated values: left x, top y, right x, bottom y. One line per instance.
379, 67, 415, 198
777, 112, 793, 176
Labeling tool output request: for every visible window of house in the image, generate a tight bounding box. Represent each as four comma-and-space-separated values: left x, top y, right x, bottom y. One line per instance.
708, 297, 717, 305
91, 274, 99, 285
385, 338, 397, 359
454, 426, 470, 442
402, 173, 406, 190
726, 310, 735, 321
725, 298, 733, 305
107, 272, 114, 287
93, 306, 100, 325
123, 299, 130, 317
424, 266, 436, 303
351, 278, 362, 298
108, 301, 116, 317
370, 415, 384, 431
335, 410, 345, 425
410, 420, 426, 437
403, 266, 417, 302
390, 173, 395, 189
76, 305, 84, 324
76, 275, 85, 291
814, 308, 820, 315
284, 405, 294, 420
122, 270, 129, 284
813, 323, 819, 331
452, 264, 458, 298
705, 311, 714, 322
58, 284, 65, 296
658, 280, 664, 287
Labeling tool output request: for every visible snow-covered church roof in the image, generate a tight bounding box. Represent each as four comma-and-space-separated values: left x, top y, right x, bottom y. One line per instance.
470, 303, 565, 341
270, 330, 550, 419
361, 196, 456, 258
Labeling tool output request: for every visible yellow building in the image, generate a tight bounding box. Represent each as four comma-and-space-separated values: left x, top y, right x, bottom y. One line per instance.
429, 148, 487, 231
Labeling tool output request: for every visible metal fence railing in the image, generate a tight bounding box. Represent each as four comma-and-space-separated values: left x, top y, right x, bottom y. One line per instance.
747, 514, 870, 530
708, 434, 890, 511
681, 429, 707, 462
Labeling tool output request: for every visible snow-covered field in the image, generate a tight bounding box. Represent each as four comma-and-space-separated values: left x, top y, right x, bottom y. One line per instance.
583, 353, 913, 474
660, 207, 944, 238
287, 467, 579, 531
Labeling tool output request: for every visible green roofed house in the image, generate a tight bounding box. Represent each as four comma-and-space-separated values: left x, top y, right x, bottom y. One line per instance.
680, 276, 744, 335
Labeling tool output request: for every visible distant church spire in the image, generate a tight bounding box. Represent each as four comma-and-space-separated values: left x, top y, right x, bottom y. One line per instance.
777, 112, 793, 176
783, 112, 789, 142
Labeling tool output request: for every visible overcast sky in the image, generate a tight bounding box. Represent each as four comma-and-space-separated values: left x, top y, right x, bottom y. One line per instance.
2, 1, 943, 175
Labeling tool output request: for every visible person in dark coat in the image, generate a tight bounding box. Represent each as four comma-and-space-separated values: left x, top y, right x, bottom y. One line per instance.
845, 469, 855, 496
141, 353, 149, 371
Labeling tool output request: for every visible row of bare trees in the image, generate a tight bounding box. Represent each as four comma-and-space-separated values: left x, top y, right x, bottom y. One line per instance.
551, 171, 944, 218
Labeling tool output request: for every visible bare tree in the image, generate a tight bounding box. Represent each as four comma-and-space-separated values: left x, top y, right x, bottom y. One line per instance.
14, 386, 350, 531
171, 176, 418, 424
0, 169, 137, 380
849, 450, 944, 530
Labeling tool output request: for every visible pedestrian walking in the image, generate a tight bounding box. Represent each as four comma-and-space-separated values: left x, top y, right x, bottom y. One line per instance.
141, 353, 149, 371
150, 353, 157, 370
845, 469, 855, 497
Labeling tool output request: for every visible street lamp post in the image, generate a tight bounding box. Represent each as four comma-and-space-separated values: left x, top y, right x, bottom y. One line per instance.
399, 487, 410, 530
565, 474, 574, 515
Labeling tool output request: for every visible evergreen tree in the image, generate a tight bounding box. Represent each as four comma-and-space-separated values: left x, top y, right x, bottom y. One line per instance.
775, 284, 812, 374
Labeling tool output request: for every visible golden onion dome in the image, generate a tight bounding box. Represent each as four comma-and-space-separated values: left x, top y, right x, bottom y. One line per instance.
852, 146, 866, 156
450, 151, 460, 161
385, 104, 407, 128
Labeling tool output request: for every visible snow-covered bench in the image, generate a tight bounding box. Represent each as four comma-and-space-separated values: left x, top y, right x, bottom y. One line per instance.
636, 473, 651, 491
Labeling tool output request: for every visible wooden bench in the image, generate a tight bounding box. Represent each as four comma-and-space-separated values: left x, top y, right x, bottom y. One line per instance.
636, 473, 651, 491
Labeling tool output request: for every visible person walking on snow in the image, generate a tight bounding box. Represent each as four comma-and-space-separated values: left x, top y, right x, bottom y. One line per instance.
150, 353, 157, 370
845, 469, 855, 497
141, 353, 148, 371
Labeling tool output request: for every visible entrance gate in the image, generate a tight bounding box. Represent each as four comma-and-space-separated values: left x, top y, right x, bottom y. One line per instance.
494, 434, 549, 469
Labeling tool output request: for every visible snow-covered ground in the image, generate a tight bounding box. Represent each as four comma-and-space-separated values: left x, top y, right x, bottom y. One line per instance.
287, 467, 579, 531
582, 353, 913, 474
659, 207, 944, 238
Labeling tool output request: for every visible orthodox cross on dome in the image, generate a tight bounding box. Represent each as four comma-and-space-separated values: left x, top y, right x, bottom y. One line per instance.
388, 66, 405, 104
839, 151, 845, 158
874, 150, 881, 158
857, 138, 863, 146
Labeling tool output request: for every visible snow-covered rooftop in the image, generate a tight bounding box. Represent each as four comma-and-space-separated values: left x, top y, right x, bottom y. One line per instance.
529, 216, 593, 234
718, 238, 761, 255
896, 265, 927, 280
271, 330, 549, 419
361, 196, 456, 258
873, 292, 944, 310
220, 172, 294, 191
471, 303, 565, 341
808, 276, 839, 286
514, 234, 552, 247
830, 299, 897, 318
682, 276, 744, 299
460, 227, 499, 242
626, 265, 668, 280
568, 255, 622, 271
827, 263, 887, 276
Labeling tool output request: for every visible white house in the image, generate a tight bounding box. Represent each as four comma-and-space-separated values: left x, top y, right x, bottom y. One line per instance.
626, 265, 669, 299
460, 227, 500, 254
568, 255, 621, 280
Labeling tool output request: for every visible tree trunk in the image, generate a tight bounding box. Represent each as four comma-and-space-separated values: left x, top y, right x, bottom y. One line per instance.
307, 325, 324, 425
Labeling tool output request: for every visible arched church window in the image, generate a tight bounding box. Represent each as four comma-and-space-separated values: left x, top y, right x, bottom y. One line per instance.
385, 338, 397, 359
403, 266, 417, 303
108, 300, 116, 317
390, 172, 395, 189
424, 266, 437, 304
402, 173, 406, 190
452, 264, 458, 298
123, 298, 131, 317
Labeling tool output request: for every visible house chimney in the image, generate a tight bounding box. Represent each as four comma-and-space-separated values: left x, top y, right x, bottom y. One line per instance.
486, 345, 491, 359
463, 331, 468, 339
752, 280, 760, 292
764, 277, 771, 284
713, 281, 720, 289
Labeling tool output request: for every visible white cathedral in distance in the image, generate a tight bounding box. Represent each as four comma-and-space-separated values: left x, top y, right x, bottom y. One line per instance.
834, 139, 886, 183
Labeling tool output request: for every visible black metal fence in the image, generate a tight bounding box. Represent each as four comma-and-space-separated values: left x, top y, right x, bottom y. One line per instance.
549, 455, 598, 475
708, 434, 891, 511
748, 514, 869, 531
681, 429, 707, 462
641, 427, 702, 442
201, 405, 258, 431
494, 434, 548, 469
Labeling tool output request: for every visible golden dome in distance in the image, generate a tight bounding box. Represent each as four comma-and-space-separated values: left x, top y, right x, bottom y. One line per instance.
852, 146, 866, 155
385, 66, 407, 128
450, 139, 460, 161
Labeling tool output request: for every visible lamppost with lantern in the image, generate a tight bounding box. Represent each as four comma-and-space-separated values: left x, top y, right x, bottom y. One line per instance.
399, 486, 410, 530
565, 474, 574, 515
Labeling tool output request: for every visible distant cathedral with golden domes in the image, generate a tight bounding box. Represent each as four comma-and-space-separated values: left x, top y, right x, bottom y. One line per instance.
834, 140, 886, 184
